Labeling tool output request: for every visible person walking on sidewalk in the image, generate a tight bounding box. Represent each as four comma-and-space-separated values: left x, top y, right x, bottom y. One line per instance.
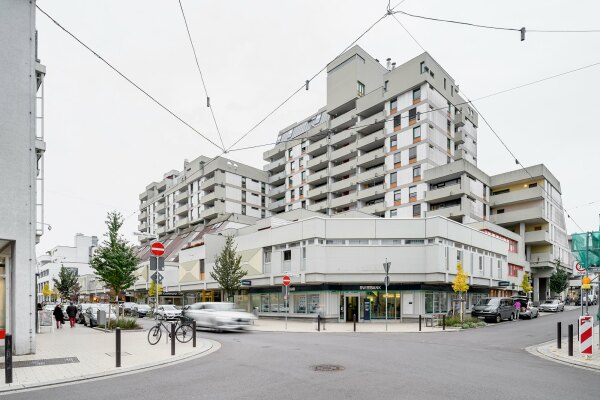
513, 300, 521, 320
53, 304, 65, 329
66, 302, 78, 328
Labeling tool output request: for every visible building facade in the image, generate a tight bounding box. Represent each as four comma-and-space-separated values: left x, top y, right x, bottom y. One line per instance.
36, 234, 98, 302
138, 155, 269, 242
0, 0, 46, 354
264, 46, 478, 219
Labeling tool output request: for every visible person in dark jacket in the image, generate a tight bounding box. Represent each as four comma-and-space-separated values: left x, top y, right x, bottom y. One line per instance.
53, 304, 64, 329
66, 302, 78, 328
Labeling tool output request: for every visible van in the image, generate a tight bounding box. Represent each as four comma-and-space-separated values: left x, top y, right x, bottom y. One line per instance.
471, 297, 515, 323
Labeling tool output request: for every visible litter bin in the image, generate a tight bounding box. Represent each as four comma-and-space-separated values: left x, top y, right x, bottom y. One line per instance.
97, 309, 107, 326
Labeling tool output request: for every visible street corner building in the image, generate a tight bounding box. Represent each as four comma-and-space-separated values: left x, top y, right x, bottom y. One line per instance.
0, 0, 47, 354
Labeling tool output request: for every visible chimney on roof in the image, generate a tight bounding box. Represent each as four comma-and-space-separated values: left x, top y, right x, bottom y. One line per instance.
386, 58, 391, 70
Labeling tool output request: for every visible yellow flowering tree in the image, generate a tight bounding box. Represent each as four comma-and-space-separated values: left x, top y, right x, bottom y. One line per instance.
452, 262, 470, 321
148, 282, 163, 297
521, 272, 533, 298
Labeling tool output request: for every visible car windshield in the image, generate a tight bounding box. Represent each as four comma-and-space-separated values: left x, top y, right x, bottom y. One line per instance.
206, 303, 235, 311
162, 305, 177, 310
477, 298, 499, 306
543, 300, 556, 304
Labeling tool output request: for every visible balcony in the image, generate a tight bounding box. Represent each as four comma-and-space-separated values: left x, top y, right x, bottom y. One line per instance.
329, 109, 357, 131
330, 193, 357, 209
357, 147, 385, 168
270, 184, 286, 197
307, 153, 329, 170
138, 211, 147, 221
307, 185, 329, 200
490, 186, 544, 207
453, 148, 464, 161
330, 143, 357, 163
454, 129, 465, 144
268, 198, 286, 211
175, 190, 188, 203
357, 184, 386, 202
201, 171, 223, 190
454, 112, 465, 127
263, 142, 287, 161
424, 183, 463, 203
175, 204, 188, 216
306, 136, 328, 156
330, 161, 355, 178
306, 169, 329, 186
529, 252, 553, 266
264, 157, 286, 173
268, 170, 286, 187
357, 110, 385, 133
308, 200, 328, 212
200, 201, 225, 220
202, 186, 225, 205
155, 214, 166, 224
357, 129, 386, 151
330, 129, 356, 147
524, 230, 551, 245
156, 226, 166, 235
490, 206, 547, 225
360, 201, 386, 214
139, 221, 148, 231
356, 165, 385, 184
427, 204, 464, 219
155, 202, 166, 213
176, 217, 189, 229
139, 191, 149, 201
331, 176, 356, 193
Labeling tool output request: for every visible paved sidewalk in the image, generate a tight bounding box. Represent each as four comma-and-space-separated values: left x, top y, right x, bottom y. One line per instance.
251, 318, 460, 333
0, 324, 219, 393
532, 328, 600, 371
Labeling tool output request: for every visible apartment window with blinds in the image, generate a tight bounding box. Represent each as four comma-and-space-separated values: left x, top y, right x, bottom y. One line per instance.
241, 191, 246, 202
393, 115, 401, 131
357, 81, 365, 97
409, 108, 417, 124
413, 87, 421, 102
290, 161, 295, 171
413, 126, 421, 140
301, 171, 306, 182
457, 250, 463, 262
390, 135, 398, 149
288, 177, 293, 187
290, 189, 295, 199
409, 185, 417, 200
390, 209, 397, 217
394, 190, 401, 202
299, 157, 303, 168
241, 177, 246, 188
299, 186, 304, 197
479, 256, 483, 271
413, 203, 421, 217
288, 148, 293, 159
409, 146, 417, 160
263, 249, 272, 273
497, 260, 502, 279
390, 172, 397, 185
241, 205, 246, 215
390, 97, 398, 111
261, 182, 266, 194
393, 152, 401, 166
413, 165, 421, 178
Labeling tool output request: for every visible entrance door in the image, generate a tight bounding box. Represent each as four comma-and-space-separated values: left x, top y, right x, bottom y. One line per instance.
402, 293, 414, 315
345, 296, 358, 322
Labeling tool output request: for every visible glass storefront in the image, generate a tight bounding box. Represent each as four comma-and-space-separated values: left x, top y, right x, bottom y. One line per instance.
363, 291, 402, 319
250, 292, 321, 315
424, 292, 449, 314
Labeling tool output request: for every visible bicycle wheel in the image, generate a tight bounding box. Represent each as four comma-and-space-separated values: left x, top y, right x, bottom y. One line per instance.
147, 325, 162, 345
176, 323, 193, 343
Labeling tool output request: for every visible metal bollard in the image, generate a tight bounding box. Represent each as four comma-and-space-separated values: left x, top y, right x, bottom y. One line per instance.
353, 314, 356, 332
419, 315, 422, 332
317, 314, 321, 332
116, 328, 121, 368
568, 324, 573, 357
171, 323, 176, 356
557, 322, 561, 349
443, 315, 446, 331
4, 334, 12, 384
192, 320, 197, 348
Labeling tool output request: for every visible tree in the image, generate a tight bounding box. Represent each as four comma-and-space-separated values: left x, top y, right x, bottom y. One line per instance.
42, 282, 52, 301
90, 211, 139, 319
148, 282, 163, 297
452, 262, 469, 321
70, 281, 81, 302
521, 272, 533, 298
210, 235, 246, 302
549, 259, 569, 297
53, 266, 78, 300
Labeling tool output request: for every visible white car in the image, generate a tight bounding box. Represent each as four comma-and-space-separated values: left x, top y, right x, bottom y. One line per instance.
183, 302, 256, 331
155, 305, 182, 320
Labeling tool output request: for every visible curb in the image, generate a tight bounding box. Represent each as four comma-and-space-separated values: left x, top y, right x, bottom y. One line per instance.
0, 339, 221, 394
526, 341, 600, 373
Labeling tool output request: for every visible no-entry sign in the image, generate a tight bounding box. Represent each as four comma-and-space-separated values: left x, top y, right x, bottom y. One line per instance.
151, 242, 165, 256
282, 275, 291, 286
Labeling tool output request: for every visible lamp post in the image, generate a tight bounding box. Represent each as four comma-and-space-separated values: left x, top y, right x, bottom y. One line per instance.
383, 259, 391, 332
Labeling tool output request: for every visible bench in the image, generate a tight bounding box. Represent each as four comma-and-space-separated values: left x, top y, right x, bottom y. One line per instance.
424, 313, 445, 327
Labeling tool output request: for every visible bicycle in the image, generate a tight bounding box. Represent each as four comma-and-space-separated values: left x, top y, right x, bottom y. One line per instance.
147, 316, 194, 345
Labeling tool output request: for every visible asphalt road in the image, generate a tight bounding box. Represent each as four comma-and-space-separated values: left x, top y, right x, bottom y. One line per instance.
5, 307, 599, 400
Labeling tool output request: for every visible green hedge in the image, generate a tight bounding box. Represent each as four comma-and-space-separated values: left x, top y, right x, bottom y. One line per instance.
108, 318, 142, 330
438, 315, 486, 329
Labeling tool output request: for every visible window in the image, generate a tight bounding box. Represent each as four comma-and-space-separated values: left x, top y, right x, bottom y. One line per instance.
420, 61, 425, 74
444, 78, 447, 90
290, 161, 295, 171
301, 171, 306, 182
200, 259, 205, 280
393, 115, 401, 130
241, 177, 246, 188
457, 250, 463, 262
497, 260, 502, 279
478, 256, 483, 271
447, 120, 451, 133
394, 190, 401, 202
288, 148, 293, 159
301, 141, 307, 153
393, 152, 401, 166
357, 81, 365, 97
447, 138, 451, 150
413, 203, 421, 217
261, 196, 266, 206
496, 209, 505, 214
409, 185, 417, 199
409, 108, 417, 124
413, 88, 421, 101
529, 182, 538, 188
413, 165, 421, 178
413, 126, 421, 140
299, 186, 304, 197
409, 146, 417, 160
261, 209, 266, 218
451, 85, 454, 96
290, 189, 295, 199
283, 250, 292, 261
241, 205, 246, 215
288, 177, 293, 187
390, 97, 397, 111
261, 182, 266, 194
390, 209, 397, 217
301, 200, 306, 209
390, 135, 398, 149
390, 172, 397, 185
241, 191, 246, 202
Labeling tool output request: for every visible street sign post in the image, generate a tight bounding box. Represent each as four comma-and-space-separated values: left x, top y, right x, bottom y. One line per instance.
383, 260, 391, 331
150, 243, 165, 312
282, 275, 291, 286
282, 275, 291, 330
150, 242, 165, 256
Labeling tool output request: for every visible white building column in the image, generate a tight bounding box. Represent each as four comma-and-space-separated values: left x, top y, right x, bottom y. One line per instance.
533, 276, 540, 302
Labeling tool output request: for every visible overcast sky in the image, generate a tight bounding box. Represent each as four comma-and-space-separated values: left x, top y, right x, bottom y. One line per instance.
35, 0, 600, 254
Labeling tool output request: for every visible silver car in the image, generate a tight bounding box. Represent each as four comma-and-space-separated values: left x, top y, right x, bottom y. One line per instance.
155, 305, 182, 320
183, 302, 256, 331
538, 299, 564, 312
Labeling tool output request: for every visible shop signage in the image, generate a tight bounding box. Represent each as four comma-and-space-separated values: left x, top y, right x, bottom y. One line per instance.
241, 279, 252, 286
498, 281, 510, 287
160, 292, 180, 296
360, 286, 382, 290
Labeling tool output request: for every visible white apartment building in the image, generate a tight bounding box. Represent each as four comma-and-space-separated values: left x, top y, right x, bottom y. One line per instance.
36, 233, 98, 302
264, 46, 478, 219
175, 210, 528, 321
138, 155, 269, 241
0, 0, 46, 354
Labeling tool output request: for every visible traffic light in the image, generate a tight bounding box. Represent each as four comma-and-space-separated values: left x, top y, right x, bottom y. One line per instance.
582, 276, 591, 290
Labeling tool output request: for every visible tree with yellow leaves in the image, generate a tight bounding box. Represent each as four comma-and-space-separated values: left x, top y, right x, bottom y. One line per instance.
452, 262, 470, 321
521, 272, 533, 298
148, 281, 163, 297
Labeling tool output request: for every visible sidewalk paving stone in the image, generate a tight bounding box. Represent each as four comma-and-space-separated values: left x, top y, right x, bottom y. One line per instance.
531, 326, 600, 371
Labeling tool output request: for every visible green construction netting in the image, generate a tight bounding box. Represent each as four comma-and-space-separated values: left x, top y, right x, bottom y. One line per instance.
571, 231, 600, 269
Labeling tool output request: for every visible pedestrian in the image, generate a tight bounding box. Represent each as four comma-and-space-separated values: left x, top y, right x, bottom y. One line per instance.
513, 300, 521, 320
53, 304, 64, 329
66, 302, 78, 328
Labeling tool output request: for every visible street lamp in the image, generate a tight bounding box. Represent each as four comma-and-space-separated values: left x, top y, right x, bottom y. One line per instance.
383, 259, 391, 332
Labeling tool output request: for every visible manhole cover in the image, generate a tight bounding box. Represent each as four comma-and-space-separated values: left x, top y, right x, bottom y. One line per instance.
313, 364, 344, 372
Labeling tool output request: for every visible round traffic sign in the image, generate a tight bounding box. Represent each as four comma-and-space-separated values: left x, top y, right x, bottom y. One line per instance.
282, 275, 291, 286
151, 242, 165, 256
575, 263, 585, 273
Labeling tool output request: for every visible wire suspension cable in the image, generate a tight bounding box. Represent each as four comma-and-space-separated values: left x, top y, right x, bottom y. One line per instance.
178, 0, 226, 150
36, 5, 223, 150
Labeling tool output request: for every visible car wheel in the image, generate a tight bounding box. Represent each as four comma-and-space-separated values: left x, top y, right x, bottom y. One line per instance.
496, 314, 502, 323
508, 313, 513, 321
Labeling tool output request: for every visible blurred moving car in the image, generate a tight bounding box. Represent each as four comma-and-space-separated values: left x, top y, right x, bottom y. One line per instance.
83, 304, 117, 327
471, 297, 515, 323
538, 299, 564, 312
155, 305, 182, 320
511, 296, 539, 319
132, 304, 152, 318
121, 302, 138, 315
76, 303, 94, 324
183, 302, 256, 331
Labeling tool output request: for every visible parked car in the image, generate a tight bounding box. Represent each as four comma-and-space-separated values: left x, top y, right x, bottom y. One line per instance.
538, 299, 564, 312
76, 303, 94, 324
581, 294, 598, 305
121, 302, 138, 315
471, 297, 515, 323
83, 305, 117, 327
155, 305, 182, 320
132, 304, 152, 318
183, 302, 256, 331
511, 296, 539, 319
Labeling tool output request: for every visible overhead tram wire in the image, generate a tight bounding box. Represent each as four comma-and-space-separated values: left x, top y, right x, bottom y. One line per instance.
178, 0, 226, 151
391, 10, 589, 232
36, 5, 223, 151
